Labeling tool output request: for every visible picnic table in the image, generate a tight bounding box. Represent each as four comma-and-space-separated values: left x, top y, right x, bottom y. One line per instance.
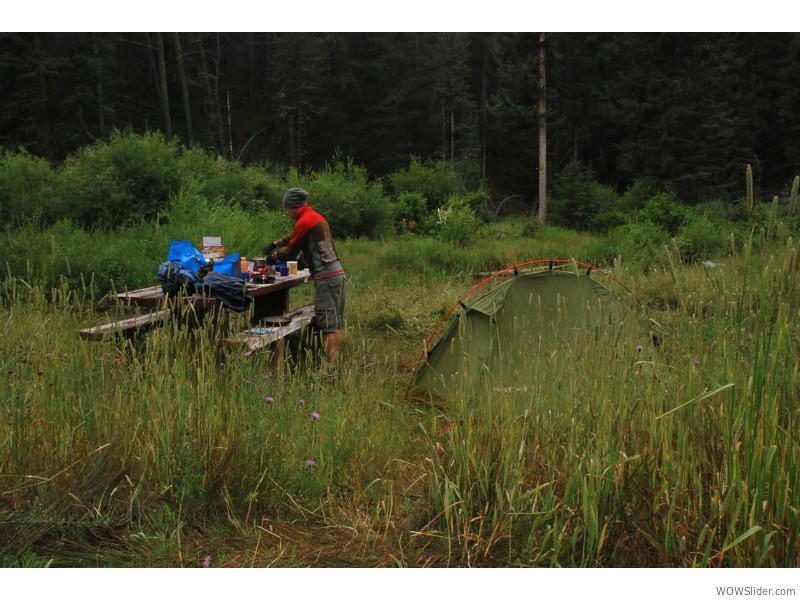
80, 270, 315, 359
114, 269, 311, 323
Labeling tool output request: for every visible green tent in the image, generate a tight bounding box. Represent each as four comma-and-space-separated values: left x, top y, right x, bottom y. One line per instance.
411, 265, 655, 404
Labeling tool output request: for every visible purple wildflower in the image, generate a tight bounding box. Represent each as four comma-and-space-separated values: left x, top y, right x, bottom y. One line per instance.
635, 344, 643, 352
693, 358, 700, 366
306, 459, 316, 468
265, 396, 274, 403
244, 351, 253, 357
311, 411, 321, 420
202, 555, 212, 568
299, 399, 306, 406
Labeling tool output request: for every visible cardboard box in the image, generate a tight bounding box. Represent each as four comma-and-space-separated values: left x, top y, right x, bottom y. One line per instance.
201, 236, 226, 260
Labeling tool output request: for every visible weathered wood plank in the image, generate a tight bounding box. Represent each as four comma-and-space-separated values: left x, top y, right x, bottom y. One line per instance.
79, 309, 172, 340
218, 305, 315, 352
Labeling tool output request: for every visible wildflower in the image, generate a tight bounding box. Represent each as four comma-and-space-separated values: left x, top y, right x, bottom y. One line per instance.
311, 411, 321, 420
265, 396, 274, 403
299, 399, 306, 406
740, 359, 749, 365
635, 344, 643, 352
202, 555, 212, 568
693, 358, 700, 366
244, 351, 253, 357
306, 459, 316, 468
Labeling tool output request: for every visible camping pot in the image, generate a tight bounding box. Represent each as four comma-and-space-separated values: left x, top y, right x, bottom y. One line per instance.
253, 257, 267, 270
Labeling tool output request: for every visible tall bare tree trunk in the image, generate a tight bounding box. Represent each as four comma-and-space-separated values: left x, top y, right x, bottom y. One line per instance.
213, 35, 227, 158
171, 33, 194, 145
481, 52, 488, 180
289, 110, 306, 167
92, 33, 104, 131
247, 32, 255, 104
196, 35, 225, 155
536, 32, 547, 224
288, 112, 298, 167
450, 109, 455, 163
441, 105, 447, 161
153, 33, 172, 141
226, 90, 234, 158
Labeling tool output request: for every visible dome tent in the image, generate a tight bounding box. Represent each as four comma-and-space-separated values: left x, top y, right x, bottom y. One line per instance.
409, 260, 658, 405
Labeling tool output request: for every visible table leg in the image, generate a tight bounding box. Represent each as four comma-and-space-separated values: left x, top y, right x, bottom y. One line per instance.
269, 336, 286, 379
252, 289, 290, 324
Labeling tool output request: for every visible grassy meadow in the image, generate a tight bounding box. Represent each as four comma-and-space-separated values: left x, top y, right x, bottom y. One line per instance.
1, 211, 798, 568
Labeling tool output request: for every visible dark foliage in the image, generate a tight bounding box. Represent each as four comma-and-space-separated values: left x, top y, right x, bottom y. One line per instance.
0, 33, 798, 207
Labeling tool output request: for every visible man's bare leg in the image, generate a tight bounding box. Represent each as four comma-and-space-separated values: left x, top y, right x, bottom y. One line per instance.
322, 331, 341, 365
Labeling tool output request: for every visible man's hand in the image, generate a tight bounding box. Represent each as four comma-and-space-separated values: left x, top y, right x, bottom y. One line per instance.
266, 253, 278, 266
262, 241, 277, 256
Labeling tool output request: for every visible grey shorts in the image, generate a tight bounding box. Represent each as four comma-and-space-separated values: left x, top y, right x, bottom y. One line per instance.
314, 274, 346, 333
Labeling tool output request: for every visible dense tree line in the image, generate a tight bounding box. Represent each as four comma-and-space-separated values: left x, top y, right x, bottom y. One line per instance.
1, 32, 798, 207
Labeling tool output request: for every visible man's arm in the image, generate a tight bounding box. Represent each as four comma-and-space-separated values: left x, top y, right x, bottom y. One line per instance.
261, 237, 290, 256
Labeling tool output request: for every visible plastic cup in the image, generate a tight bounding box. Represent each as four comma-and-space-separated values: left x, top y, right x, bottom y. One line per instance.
287, 261, 298, 275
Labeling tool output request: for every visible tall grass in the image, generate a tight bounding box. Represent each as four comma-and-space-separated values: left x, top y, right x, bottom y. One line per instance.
1, 216, 798, 567
412, 229, 798, 566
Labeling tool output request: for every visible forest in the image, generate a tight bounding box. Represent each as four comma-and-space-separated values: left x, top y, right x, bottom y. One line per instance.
1, 32, 799, 212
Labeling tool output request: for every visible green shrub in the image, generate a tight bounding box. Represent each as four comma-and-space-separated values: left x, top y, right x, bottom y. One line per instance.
57, 130, 182, 229
2, 133, 292, 234
620, 179, 655, 211
0, 149, 58, 227
447, 190, 492, 222
638, 191, 692, 236
607, 220, 672, 271
673, 213, 731, 263
436, 204, 482, 247
589, 183, 628, 231
398, 192, 488, 244
552, 160, 625, 232
176, 149, 286, 211
389, 156, 468, 209
393, 192, 428, 233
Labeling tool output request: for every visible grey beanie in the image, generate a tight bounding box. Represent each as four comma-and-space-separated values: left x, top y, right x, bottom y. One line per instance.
283, 187, 309, 209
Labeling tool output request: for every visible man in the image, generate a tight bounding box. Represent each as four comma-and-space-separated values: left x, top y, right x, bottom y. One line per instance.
263, 188, 345, 365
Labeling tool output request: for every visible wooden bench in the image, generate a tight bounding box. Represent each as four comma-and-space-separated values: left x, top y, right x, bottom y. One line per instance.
218, 305, 315, 376
78, 309, 172, 341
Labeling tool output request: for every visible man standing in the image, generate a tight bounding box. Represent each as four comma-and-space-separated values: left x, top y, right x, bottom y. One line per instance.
263, 188, 345, 365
